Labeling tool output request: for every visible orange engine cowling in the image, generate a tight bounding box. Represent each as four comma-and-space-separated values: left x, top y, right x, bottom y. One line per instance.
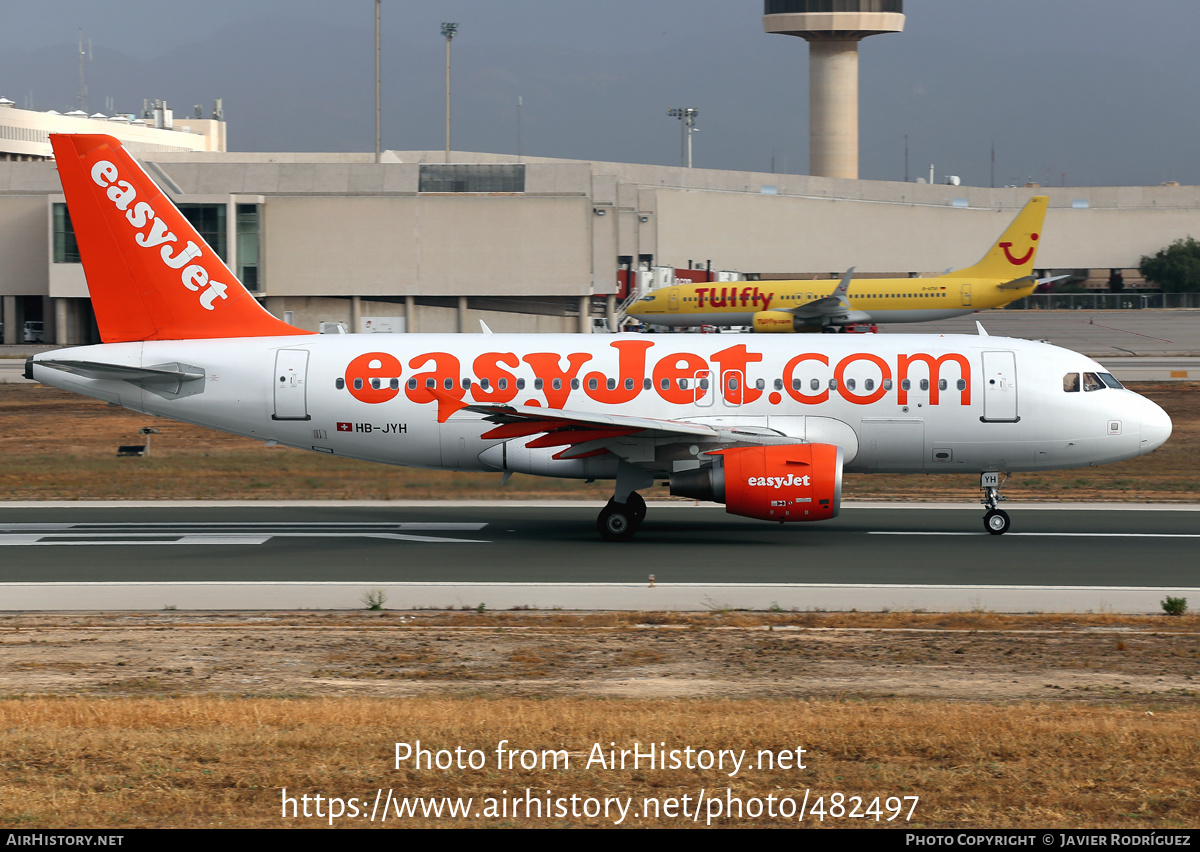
679, 443, 842, 522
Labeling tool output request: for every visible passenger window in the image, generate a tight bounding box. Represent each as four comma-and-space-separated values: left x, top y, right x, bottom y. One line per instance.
571, 379, 580, 390
462, 378, 471, 389
354, 378, 363, 390
588, 378, 598, 390
1063, 373, 1080, 392
956, 379, 966, 391
901, 379, 911, 391
920, 379, 929, 391
607, 378, 616, 391
516, 378, 525, 390
497, 378, 507, 390
480, 378, 490, 390
371, 378, 380, 390
643, 378, 652, 390
865, 378, 875, 391
335, 378, 345, 390
425, 378, 435, 388
552, 378, 561, 390
846, 378, 856, 391
793, 379, 802, 391
828, 379, 838, 390
755, 378, 765, 390
444, 378, 454, 390
774, 379, 783, 391
810, 378, 820, 391
883, 379, 893, 391
680, 378, 689, 390
406, 378, 416, 390
625, 378, 635, 390
534, 379, 544, 390
389, 378, 399, 390
938, 379, 947, 391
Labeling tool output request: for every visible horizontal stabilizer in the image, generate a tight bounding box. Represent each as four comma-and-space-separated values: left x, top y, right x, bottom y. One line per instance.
35, 359, 207, 398
36, 360, 204, 383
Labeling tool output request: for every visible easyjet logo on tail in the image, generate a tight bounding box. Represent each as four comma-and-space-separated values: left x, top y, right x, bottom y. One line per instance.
89, 161, 229, 310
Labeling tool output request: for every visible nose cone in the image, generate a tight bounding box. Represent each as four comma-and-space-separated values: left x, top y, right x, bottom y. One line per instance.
1139, 395, 1172, 455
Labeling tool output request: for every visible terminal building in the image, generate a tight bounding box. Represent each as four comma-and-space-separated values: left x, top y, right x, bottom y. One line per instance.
1, 99, 1198, 346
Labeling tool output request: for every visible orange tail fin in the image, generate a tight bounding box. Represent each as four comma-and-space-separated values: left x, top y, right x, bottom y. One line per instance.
50, 134, 310, 342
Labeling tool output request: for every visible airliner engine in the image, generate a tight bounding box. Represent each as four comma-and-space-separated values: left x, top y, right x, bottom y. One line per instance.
670, 443, 842, 522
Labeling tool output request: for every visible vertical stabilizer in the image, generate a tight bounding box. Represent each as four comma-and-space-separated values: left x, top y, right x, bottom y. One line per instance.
945, 196, 1049, 280
50, 133, 310, 342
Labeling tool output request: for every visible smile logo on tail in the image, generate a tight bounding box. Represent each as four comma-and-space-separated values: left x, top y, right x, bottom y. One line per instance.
1000, 233, 1038, 266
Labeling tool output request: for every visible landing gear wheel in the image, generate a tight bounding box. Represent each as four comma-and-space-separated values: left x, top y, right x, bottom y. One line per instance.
597, 502, 637, 542
624, 491, 647, 524
983, 509, 1010, 535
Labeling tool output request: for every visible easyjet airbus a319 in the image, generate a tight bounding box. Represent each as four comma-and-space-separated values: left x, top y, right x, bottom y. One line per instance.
628, 197, 1057, 332
29, 135, 1171, 539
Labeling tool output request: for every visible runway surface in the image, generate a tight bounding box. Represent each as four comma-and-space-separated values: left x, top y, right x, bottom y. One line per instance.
0, 502, 1194, 613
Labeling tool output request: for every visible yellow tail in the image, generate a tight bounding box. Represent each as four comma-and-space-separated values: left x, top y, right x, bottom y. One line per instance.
945, 196, 1048, 280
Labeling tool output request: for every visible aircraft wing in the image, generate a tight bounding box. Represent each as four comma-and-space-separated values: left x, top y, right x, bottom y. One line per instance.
997, 274, 1070, 291
435, 392, 800, 464
779, 267, 854, 319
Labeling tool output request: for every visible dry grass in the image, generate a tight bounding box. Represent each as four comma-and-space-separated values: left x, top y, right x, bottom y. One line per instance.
0, 382, 1194, 502
0, 696, 1195, 828
0, 611, 1196, 828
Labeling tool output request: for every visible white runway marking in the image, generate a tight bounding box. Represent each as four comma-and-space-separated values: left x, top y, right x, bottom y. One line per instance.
870, 532, 1200, 538
0, 522, 489, 546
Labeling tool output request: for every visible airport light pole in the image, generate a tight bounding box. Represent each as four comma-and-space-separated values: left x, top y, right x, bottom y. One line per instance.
667, 107, 699, 168
375, 0, 381, 163
442, 22, 458, 164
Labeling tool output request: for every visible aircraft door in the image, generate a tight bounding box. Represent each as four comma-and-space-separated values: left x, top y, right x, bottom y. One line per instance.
693, 370, 713, 407
273, 349, 311, 421
961, 283, 972, 306
981, 350, 1019, 422
668, 288, 680, 311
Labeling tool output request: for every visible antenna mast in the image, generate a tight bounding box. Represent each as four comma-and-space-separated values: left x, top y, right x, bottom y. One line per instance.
76, 29, 91, 112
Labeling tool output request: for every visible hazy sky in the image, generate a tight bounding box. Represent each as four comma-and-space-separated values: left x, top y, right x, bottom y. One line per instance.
2, 1, 1198, 186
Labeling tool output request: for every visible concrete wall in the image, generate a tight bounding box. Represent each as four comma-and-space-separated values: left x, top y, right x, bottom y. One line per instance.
0, 195, 49, 296
262, 296, 578, 335
261, 195, 595, 297
653, 190, 1200, 273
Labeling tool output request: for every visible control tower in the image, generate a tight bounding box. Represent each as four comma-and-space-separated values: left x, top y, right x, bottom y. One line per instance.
764, 1, 904, 180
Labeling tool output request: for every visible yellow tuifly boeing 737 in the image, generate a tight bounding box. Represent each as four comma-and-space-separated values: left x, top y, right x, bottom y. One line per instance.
629, 197, 1056, 333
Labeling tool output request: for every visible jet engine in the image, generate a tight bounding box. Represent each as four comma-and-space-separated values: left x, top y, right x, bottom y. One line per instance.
751, 311, 817, 333
669, 443, 842, 522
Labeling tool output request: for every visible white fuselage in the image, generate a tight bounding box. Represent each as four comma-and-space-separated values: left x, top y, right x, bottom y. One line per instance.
31, 332, 1171, 478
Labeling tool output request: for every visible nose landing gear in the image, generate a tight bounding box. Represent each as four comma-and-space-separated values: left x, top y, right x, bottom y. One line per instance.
980, 471, 1010, 535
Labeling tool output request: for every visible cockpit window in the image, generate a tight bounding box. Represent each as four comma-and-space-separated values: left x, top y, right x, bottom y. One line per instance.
1099, 372, 1123, 389
1083, 372, 1105, 392
1063, 373, 1080, 392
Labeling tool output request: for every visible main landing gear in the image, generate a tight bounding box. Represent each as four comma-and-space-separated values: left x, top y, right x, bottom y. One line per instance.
597, 491, 647, 542
980, 471, 1010, 535
597, 462, 654, 542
